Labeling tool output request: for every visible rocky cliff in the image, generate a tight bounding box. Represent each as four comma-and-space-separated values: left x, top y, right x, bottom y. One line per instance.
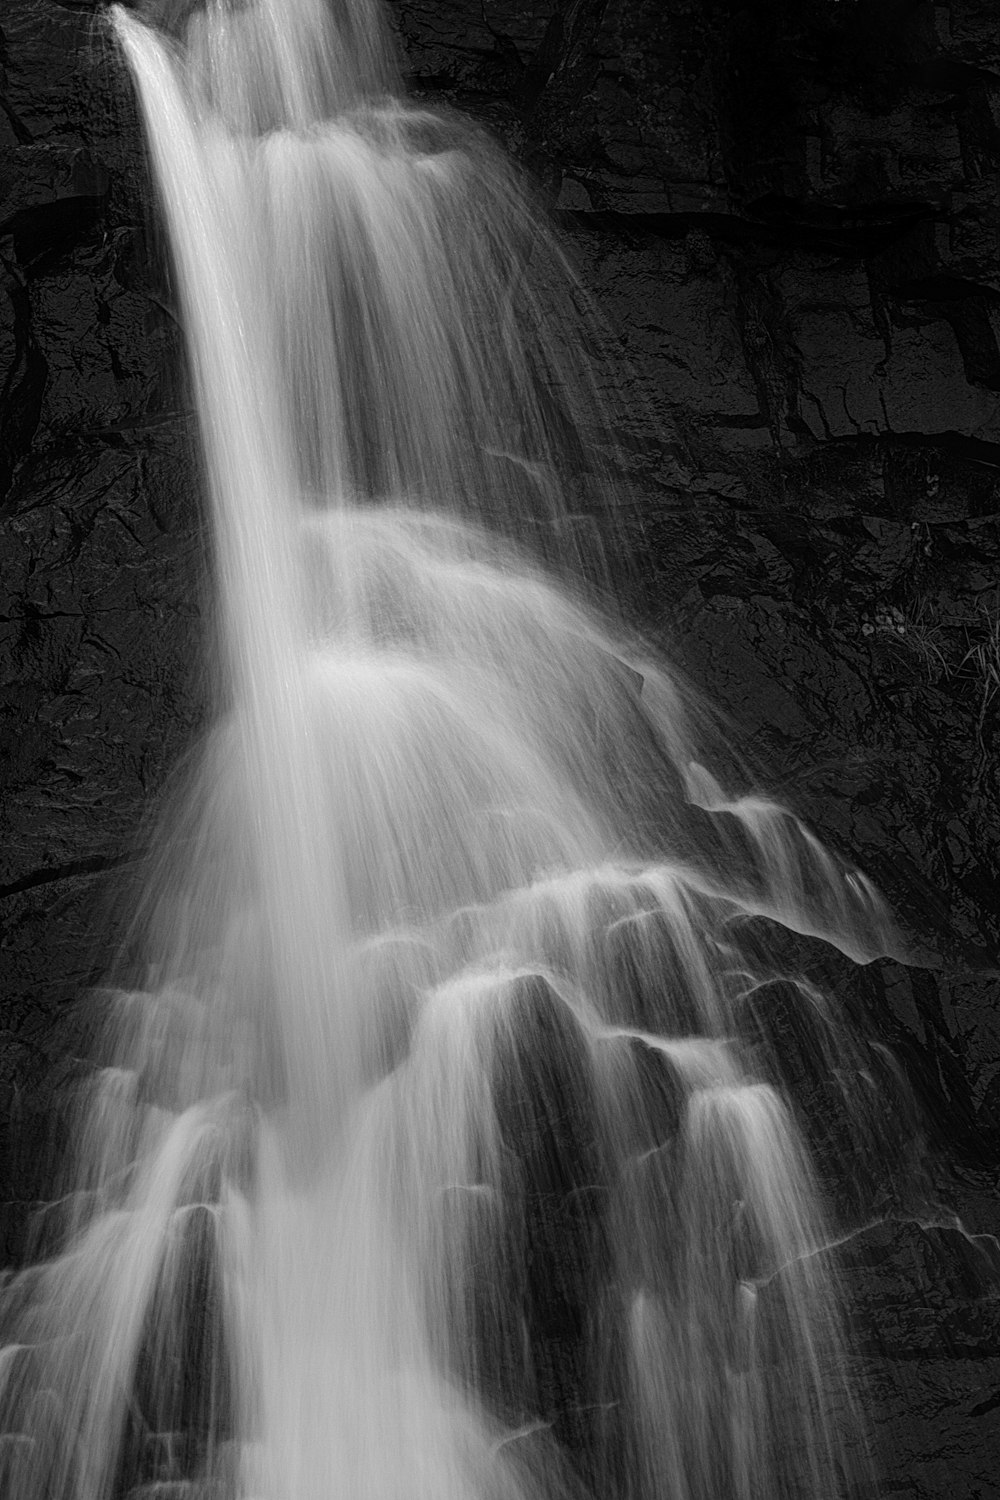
1, 2, 998, 1492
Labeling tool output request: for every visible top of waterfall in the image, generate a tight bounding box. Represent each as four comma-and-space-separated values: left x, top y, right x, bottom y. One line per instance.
174, 0, 400, 132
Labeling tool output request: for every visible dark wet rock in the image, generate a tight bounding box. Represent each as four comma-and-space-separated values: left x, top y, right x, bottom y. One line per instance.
124, 1204, 234, 1488
1, 3, 97, 144
846, 1218, 1000, 1355
0, 440, 202, 890
925, 0, 1000, 75
569, 0, 727, 215
843, 1215, 1000, 1495
28, 233, 166, 439
0, 244, 46, 499
864, 1352, 1000, 1500
0, 144, 109, 245
391, 0, 553, 96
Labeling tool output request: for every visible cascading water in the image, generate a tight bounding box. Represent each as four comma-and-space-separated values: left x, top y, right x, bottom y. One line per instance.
0, 2, 909, 1497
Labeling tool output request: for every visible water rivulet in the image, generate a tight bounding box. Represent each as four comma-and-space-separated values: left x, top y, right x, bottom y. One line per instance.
0, 2, 909, 1496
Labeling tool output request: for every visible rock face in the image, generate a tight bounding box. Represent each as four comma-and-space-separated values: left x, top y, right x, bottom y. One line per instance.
1, 0, 998, 1493
0, 0, 203, 1259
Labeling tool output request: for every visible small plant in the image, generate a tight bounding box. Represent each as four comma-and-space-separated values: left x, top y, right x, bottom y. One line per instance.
861, 597, 952, 683
897, 595, 953, 682
960, 591, 1000, 752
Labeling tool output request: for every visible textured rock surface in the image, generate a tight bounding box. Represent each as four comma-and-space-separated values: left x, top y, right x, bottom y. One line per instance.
0, 0, 201, 1257
1, 0, 998, 1492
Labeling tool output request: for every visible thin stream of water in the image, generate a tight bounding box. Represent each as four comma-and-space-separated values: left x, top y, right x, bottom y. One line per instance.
0, 2, 906, 1496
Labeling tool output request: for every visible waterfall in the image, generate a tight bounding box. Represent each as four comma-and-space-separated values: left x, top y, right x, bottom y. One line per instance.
0, 2, 903, 1496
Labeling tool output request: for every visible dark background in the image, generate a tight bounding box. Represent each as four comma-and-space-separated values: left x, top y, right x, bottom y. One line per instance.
2, 1, 999, 1492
